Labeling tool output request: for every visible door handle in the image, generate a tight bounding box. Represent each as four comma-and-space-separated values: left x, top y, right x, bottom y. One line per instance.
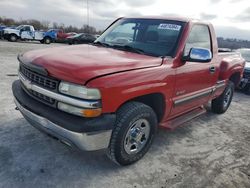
209, 66, 216, 73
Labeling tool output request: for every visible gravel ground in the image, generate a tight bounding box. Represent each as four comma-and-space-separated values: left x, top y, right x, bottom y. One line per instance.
0, 40, 250, 188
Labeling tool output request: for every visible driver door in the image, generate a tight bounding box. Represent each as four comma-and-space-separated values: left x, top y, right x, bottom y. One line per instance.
170, 24, 216, 116
20, 26, 33, 40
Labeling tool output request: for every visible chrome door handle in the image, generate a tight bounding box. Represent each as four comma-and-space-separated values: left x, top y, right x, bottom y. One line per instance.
209, 66, 216, 73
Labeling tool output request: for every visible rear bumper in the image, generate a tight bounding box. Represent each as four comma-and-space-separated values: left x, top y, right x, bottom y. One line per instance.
3, 33, 9, 40
12, 80, 116, 151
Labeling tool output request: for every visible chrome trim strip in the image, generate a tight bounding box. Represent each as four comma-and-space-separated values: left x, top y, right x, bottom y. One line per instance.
216, 80, 226, 85
19, 73, 100, 109
174, 81, 227, 107
174, 89, 212, 106
14, 98, 112, 151
216, 83, 226, 89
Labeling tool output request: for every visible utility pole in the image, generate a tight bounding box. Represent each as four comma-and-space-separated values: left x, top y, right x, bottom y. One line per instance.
86, 0, 89, 33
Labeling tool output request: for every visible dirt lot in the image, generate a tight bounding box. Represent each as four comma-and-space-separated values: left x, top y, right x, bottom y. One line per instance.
0, 40, 250, 188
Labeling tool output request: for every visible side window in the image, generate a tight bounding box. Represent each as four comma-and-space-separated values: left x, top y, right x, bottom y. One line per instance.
22, 26, 31, 32
104, 23, 136, 44
184, 25, 211, 56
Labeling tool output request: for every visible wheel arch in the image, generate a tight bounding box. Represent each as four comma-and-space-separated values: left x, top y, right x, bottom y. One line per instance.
117, 93, 166, 123
229, 72, 241, 87
8, 33, 19, 40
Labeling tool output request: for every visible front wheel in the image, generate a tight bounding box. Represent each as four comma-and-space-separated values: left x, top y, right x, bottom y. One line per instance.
44, 37, 51, 44
211, 81, 234, 114
107, 102, 157, 166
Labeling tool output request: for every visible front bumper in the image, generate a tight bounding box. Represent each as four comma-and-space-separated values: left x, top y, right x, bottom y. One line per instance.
13, 80, 116, 151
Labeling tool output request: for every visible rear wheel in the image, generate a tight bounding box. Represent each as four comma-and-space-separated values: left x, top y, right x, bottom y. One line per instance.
107, 102, 157, 166
9, 34, 17, 42
211, 81, 234, 114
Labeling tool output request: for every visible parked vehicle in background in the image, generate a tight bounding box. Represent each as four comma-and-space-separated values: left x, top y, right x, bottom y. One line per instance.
0, 24, 6, 39
56, 29, 70, 39
53, 29, 76, 42
237, 48, 250, 94
67, 32, 77, 36
94, 34, 100, 39
3, 25, 56, 44
67, 33, 97, 45
0, 25, 6, 29
12, 16, 245, 166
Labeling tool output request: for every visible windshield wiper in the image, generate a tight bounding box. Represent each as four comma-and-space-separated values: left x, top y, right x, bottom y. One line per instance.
92, 41, 110, 48
113, 45, 159, 57
92, 43, 157, 57
112, 45, 146, 55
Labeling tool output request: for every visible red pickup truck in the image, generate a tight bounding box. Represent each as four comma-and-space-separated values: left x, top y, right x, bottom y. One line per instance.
12, 17, 245, 165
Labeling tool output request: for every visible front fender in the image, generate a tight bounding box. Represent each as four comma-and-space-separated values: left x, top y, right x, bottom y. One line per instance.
86, 65, 175, 115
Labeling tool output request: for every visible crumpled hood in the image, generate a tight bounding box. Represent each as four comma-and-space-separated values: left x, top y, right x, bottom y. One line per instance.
20, 44, 162, 84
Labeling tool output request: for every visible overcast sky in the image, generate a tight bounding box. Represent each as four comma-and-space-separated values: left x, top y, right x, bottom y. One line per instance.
0, 0, 250, 39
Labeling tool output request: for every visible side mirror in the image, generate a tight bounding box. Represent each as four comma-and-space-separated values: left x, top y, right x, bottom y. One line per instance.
183, 48, 212, 63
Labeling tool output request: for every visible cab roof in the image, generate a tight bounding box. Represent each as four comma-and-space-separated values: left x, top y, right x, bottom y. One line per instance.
122, 16, 208, 24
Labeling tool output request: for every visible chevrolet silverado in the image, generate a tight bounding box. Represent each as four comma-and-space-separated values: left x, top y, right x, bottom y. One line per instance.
12, 17, 245, 165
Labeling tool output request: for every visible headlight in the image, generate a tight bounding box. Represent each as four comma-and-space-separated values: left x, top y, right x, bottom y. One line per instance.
59, 81, 101, 100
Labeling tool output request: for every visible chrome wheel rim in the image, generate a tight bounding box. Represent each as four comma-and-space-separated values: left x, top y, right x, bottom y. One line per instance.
11, 36, 16, 41
223, 89, 232, 108
124, 119, 150, 155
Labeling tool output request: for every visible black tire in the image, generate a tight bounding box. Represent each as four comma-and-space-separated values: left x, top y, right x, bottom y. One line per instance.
44, 37, 51, 44
211, 81, 234, 114
243, 84, 250, 95
40, 40, 44, 44
9, 34, 17, 42
107, 102, 158, 166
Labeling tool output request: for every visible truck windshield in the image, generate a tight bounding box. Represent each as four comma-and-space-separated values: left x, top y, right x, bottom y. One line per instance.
16, 25, 24, 30
95, 18, 185, 57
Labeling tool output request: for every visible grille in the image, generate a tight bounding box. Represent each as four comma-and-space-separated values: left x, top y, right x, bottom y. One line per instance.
19, 63, 58, 91
19, 63, 59, 106
30, 90, 56, 105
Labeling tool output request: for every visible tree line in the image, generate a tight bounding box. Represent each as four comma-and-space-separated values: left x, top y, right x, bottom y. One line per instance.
0, 16, 102, 34
217, 37, 250, 50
